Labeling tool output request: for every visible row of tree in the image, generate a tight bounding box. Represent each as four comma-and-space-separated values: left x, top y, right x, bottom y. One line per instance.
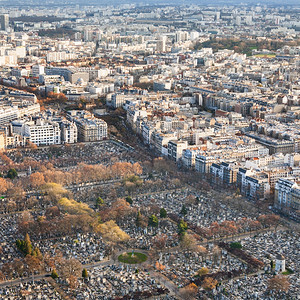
192, 215, 279, 239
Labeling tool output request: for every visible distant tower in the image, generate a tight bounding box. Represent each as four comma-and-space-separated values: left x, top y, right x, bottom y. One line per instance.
157, 36, 167, 53
275, 254, 286, 273
0, 14, 9, 31
74, 32, 82, 41
245, 16, 253, 25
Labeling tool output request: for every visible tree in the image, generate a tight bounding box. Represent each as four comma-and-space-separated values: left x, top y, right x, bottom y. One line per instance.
17, 233, 33, 255
96, 197, 104, 208
249, 220, 261, 231
0, 178, 8, 194
230, 242, 242, 249
58, 258, 82, 281
132, 162, 143, 175
268, 275, 290, 292
29, 172, 45, 188
197, 267, 209, 276
7, 168, 17, 179
82, 268, 88, 278
202, 277, 218, 290
100, 199, 133, 222
178, 219, 188, 236
136, 210, 142, 228
180, 205, 187, 216
44, 251, 63, 271
45, 206, 60, 219
136, 211, 148, 228
125, 196, 133, 205
94, 220, 130, 242
153, 234, 167, 250
7, 200, 16, 213
0, 270, 5, 281
1, 263, 13, 279
32, 247, 43, 260
258, 214, 280, 229
24, 233, 32, 255
148, 215, 158, 227
58, 197, 94, 216
57, 93, 67, 103
68, 274, 79, 289
25, 255, 42, 274
179, 283, 198, 300
12, 258, 25, 277
180, 233, 198, 251
51, 269, 59, 279
7, 186, 25, 201
160, 208, 167, 218
155, 261, 166, 271
42, 182, 70, 203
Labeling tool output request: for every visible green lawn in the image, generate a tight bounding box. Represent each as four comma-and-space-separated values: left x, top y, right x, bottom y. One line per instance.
282, 268, 293, 275
118, 252, 148, 264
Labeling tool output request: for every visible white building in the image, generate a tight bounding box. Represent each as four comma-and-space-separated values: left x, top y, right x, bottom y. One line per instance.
274, 178, 298, 209
60, 120, 78, 144
275, 254, 286, 273
0, 106, 19, 125
24, 119, 61, 146
168, 140, 188, 162
32, 65, 45, 77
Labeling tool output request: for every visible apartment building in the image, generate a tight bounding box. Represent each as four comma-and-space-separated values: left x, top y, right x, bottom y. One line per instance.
151, 131, 176, 154
210, 162, 237, 186
237, 168, 254, 192
237, 168, 270, 199
45, 67, 89, 83
182, 148, 202, 168
111, 94, 126, 108
67, 110, 107, 142
195, 155, 216, 174
168, 140, 188, 162
60, 120, 78, 144
275, 178, 296, 209
24, 119, 61, 146
246, 132, 295, 154
275, 178, 300, 220
0, 106, 19, 125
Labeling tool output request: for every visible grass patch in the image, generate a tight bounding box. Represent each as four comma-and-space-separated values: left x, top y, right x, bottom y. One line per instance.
282, 268, 293, 275
118, 252, 148, 264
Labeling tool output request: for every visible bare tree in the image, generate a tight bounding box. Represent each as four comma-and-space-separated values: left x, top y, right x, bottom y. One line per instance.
268, 275, 290, 293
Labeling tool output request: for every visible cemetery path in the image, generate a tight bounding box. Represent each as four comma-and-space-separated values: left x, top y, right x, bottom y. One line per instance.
0, 259, 114, 289
0, 273, 46, 288
149, 270, 179, 299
